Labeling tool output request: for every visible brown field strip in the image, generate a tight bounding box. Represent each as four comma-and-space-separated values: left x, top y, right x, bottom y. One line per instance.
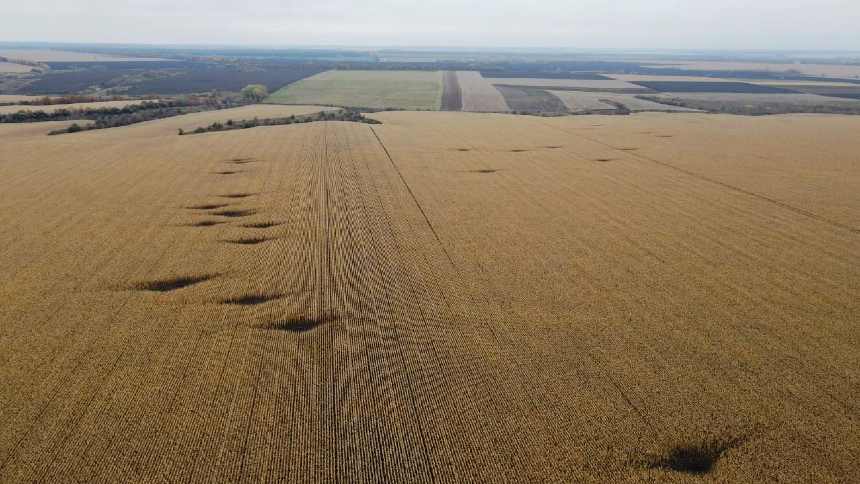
440, 71, 463, 111
0, 111, 858, 481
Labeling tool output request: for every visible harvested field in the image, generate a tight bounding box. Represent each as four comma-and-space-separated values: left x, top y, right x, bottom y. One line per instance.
0, 99, 155, 116
480, 70, 612, 80
496, 86, 568, 114
0, 61, 32, 73
612, 74, 860, 87
630, 81, 797, 94
550, 91, 699, 113
0, 48, 165, 62
644, 60, 860, 79
0, 95, 45, 104
0, 110, 858, 482
644, 93, 860, 114
267, 70, 443, 110
764, 84, 860, 100
456, 71, 510, 112
487, 77, 644, 90
440, 71, 462, 111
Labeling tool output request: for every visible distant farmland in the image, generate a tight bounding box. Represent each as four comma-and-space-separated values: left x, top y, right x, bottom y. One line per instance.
496, 85, 568, 113
267, 70, 443, 110
549, 90, 699, 113
629, 81, 798, 94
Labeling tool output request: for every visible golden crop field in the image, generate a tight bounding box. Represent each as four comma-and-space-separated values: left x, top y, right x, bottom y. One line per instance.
1, 110, 858, 482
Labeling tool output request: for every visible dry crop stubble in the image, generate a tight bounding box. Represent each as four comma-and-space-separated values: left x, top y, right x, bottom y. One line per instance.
0, 109, 858, 482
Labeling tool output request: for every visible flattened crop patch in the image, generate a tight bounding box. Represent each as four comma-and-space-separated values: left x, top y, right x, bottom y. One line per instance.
132, 274, 217, 293
186, 203, 230, 210
222, 236, 277, 245
643, 438, 744, 475
221, 294, 284, 306
212, 209, 257, 218
242, 221, 283, 229
259, 316, 329, 333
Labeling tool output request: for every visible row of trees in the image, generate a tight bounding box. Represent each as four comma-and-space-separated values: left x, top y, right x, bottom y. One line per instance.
179, 109, 380, 135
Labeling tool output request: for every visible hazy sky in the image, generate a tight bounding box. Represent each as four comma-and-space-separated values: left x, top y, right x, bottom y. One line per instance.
2, 0, 858, 50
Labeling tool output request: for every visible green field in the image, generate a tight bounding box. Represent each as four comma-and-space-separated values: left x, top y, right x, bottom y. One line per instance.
267, 70, 443, 110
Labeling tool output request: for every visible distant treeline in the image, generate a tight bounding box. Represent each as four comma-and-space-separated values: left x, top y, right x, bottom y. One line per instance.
179, 109, 381, 136
2, 98, 229, 124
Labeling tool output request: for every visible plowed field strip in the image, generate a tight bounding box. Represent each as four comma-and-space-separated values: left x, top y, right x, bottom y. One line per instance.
441, 71, 463, 112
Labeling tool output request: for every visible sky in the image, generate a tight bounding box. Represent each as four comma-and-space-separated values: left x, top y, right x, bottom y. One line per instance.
2, 0, 859, 51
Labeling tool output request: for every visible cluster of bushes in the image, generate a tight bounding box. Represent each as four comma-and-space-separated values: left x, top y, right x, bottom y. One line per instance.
179, 109, 380, 135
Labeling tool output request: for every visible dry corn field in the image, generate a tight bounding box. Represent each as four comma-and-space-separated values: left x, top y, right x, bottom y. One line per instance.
1, 110, 858, 482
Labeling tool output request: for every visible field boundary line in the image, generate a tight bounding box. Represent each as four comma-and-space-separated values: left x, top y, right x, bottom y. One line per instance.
368, 126, 457, 267
539, 120, 859, 234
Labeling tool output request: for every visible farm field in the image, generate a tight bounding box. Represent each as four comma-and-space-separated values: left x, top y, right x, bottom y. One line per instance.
628, 81, 795, 94
611, 74, 860, 87
496, 85, 568, 113
0, 48, 166, 62
456, 71, 510, 112
487, 77, 644, 90
267, 70, 443, 110
440, 71, 462, 111
644, 92, 860, 114
0, 99, 157, 116
643, 60, 860, 79
0, 61, 32, 73
0, 94, 44, 104
550, 90, 700, 113
0, 110, 857, 482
